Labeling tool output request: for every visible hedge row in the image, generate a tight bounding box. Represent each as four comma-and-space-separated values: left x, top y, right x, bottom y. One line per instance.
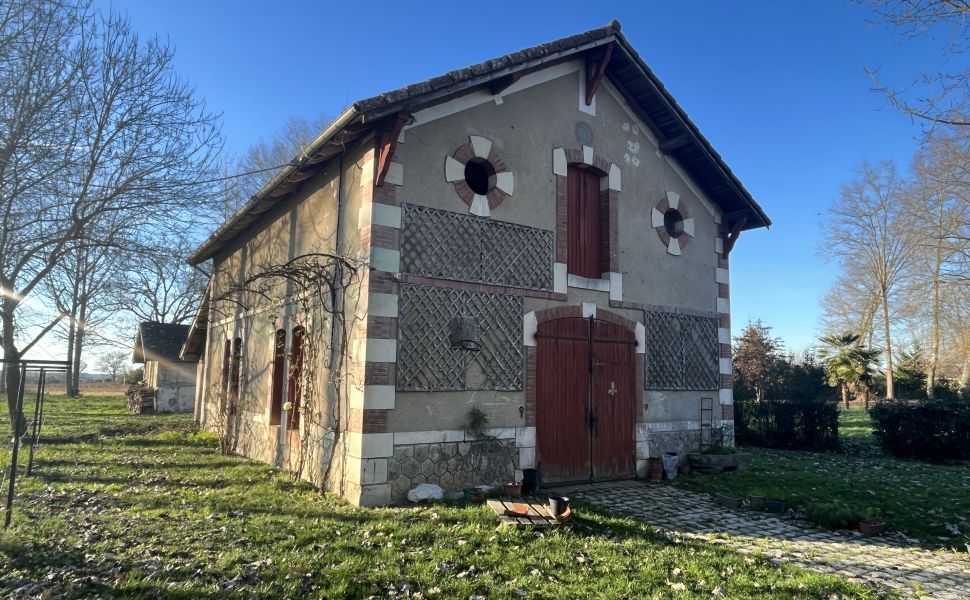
734, 397, 840, 451
869, 400, 970, 461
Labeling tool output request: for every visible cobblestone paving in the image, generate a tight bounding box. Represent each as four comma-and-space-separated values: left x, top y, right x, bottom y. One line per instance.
557, 480, 970, 599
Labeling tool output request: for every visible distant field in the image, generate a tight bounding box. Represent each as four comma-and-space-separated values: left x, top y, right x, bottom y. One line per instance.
78, 382, 129, 395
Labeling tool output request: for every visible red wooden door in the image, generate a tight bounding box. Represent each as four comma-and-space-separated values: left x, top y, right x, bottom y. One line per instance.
536, 317, 590, 483
567, 168, 602, 279
536, 317, 636, 484
591, 320, 636, 480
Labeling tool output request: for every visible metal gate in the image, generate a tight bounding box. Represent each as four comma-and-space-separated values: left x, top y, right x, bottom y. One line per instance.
535, 316, 636, 484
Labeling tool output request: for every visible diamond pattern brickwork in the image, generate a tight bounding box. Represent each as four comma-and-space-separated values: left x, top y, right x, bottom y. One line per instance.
644, 310, 719, 390
400, 203, 553, 290
397, 284, 523, 391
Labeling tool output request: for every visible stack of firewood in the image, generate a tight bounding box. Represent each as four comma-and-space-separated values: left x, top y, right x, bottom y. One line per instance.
125, 385, 156, 414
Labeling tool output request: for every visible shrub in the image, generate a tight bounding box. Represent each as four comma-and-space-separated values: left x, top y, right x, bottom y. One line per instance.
806, 502, 863, 530
124, 367, 144, 384
734, 397, 840, 451
869, 399, 970, 461
734, 351, 841, 451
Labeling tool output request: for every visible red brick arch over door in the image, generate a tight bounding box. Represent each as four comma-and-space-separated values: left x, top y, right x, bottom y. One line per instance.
526, 306, 643, 484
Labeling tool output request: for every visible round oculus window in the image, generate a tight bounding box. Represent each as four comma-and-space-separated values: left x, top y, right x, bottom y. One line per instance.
652, 192, 695, 256
663, 208, 685, 238
463, 157, 496, 195
444, 136, 514, 217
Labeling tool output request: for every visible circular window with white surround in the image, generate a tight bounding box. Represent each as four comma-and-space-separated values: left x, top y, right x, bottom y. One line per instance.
444, 135, 514, 217
652, 191, 694, 255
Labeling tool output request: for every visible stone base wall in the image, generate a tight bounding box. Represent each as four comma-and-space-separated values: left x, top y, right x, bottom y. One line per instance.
388, 437, 520, 501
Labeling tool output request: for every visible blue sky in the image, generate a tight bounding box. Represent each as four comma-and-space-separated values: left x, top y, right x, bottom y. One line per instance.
93, 0, 945, 353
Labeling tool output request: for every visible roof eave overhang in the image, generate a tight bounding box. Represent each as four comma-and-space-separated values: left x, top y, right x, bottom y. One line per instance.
604, 35, 770, 231
132, 330, 144, 364
189, 106, 363, 265
179, 284, 211, 361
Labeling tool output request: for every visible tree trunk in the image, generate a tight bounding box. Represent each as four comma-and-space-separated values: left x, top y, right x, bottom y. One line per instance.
71, 296, 87, 395
841, 382, 850, 408
881, 293, 895, 400
64, 257, 82, 396
2, 303, 26, 436
927, 197, 945, 399
960, 346, 970, 398
64, 308, 77, 396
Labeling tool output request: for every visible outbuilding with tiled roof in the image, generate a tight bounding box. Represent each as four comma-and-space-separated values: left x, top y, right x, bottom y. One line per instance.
132, 322, 196, 413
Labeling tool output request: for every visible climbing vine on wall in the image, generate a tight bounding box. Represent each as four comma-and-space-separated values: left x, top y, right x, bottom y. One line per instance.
211, 251, 366, 488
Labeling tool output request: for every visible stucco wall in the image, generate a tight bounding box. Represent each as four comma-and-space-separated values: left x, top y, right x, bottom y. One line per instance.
148, 360, 196, 413
374, 60, 732, 498
201, 137, 374, 494
387, 61, 725, 427
395, 60, 721, 313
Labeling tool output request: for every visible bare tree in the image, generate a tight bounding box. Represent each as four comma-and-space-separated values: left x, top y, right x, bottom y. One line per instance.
825, 162, 916, 399
0, 2, 221, 432
904, 131, 970, 395
45, 222, 131, 395
861, 0, 969, 128
820, 265, 881, 345
109, 236, 207, 326
216, 115, 329, 220
96, 350, 128, 383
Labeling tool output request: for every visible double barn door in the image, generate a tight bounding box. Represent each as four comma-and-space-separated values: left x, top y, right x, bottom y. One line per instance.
535, 317, 636, 484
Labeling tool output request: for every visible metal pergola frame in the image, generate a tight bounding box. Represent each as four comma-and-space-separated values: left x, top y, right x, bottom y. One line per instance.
1, 359, 69, 528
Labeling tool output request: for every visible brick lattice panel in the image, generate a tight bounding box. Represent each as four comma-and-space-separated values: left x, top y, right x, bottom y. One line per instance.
400, 203, 553, 290
643, 311, 719, 390
397, 284, 523, 391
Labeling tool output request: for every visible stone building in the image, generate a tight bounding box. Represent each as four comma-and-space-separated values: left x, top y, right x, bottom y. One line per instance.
189, 21, 770, 505
132, 322, 196, 413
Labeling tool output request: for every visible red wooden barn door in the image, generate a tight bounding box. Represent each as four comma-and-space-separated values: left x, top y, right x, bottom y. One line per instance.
536, 317, 590, 483
590, 320, 636, 480
536, 316, 636, 484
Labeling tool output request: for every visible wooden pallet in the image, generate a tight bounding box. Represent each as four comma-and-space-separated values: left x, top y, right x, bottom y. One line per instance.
486, 499, 569, 528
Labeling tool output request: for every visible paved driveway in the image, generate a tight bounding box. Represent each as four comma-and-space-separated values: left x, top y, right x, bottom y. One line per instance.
557, 480, 970, 599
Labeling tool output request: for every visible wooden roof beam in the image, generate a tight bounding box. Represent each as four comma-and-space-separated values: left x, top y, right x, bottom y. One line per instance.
658, 133, 691, 154
585, 43, 614, 106
375, 110, 410, 188
723, 217, 747, 257
489, 72, 522, 95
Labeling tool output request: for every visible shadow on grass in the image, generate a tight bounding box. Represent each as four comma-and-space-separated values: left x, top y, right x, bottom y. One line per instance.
0, 532, 241, 599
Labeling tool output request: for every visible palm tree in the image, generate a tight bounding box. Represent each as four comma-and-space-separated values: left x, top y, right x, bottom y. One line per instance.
818, 333, 882, 408
853, 346, 882, 409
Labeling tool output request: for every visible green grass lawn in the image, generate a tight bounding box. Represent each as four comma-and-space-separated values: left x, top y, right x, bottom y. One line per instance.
0, 395, 885, 599
676, 407, 970, 550
838, 406, 881, 449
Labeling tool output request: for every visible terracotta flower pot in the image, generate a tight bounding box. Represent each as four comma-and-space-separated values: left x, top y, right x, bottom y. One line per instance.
504, 482, 522, 498
648, 457, 664, 481
859, 521, 885, 536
